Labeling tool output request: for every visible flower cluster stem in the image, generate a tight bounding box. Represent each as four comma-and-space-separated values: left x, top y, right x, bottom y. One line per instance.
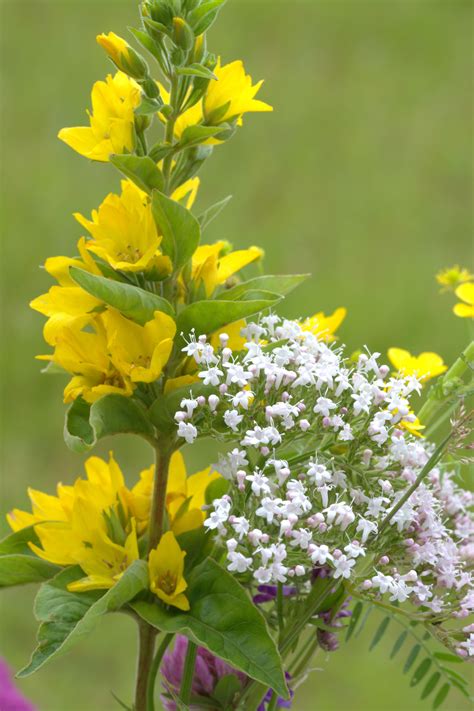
148, 442, 173, 553
135, 620, 157, 711
146, 633, 174, 711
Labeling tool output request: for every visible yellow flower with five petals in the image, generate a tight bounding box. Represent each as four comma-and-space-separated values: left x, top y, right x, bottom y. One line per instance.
191, 241, 264, 297
453, 283, 474, 318
301, 307, 347, 343
58, 71, 141, 162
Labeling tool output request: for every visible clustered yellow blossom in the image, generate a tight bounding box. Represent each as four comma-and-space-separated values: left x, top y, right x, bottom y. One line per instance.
8, 452, 219, 607
301, 307, 347, 343
436, 265, 473, 292
453, 283, 474, 319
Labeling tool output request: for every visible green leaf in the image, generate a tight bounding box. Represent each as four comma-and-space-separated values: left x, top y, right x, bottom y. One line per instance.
198, 195, 232, 230
205, 477, 229, 505
432, 683, 450, 710
411, 658, 432, 687
176, 298, 278, 342
369, 616, 390, 651
0, 526, 40, 555
110, 154, 164, 193
212, 675, 242, 708
176, 63, 217, 80
345, 600, 363, 642
403, 644, 421, 674
131, 557, 287, 698
135, 97, 163, 116
18, 561, 148, 677
64, 395, 155, 453
149, 142, 176, 163
70, 267, 174, 324
151, 190, 200, 271
0, 554, 59, 588
421, 672, 441, 700
179, 124, 226, 147
189, 0, 227, 34
219, 274, 310, 301
433, 652, 463, 664
390, 630, 408, 659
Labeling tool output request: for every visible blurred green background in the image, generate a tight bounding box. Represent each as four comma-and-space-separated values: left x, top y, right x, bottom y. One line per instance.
1, 0, 472, 709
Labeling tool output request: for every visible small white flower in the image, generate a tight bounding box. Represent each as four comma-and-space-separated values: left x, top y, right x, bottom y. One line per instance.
177, 421, 197, 444
224, 409, 244, 431
199, 366, 224, 386
333, 554, 356, 579
314, 397, 337, 417
227, 551, 253, 573
310, 544, 332, 565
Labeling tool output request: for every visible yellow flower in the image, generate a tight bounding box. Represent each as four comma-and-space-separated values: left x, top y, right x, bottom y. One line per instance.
130, 451, 220, 535
161, 59, 272, 142
453, 283, 474, 318
30, 238, 103, 345
387, 348, 447, 382
210, 320, 247, 351
400, 415, 425, 438
58, 71, 141, 162
68, 521, 139, 592
436, 265, 473, 292
301, 307, 347, 343
42, 317, 134, 403
148, 531, 190, 611
75, 178, 199, 275
191, 241, 264, 297
103, 308, 176, 383
96, 32, 147, 80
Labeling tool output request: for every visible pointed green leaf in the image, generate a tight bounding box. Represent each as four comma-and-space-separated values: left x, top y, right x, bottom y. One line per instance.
189, 0, 227, 34
0, 526, 41, 555
198, 195, 232, 230
346, 601, 363, 642
433, 652, 463, 664
135, 97, 163, 116
219, 274, 310, 301
131, 557, 287, 699
70, 267, 174, 324
176, 298, 279, 342
410, 658, 432, 687
421, 672, 440, 700
179, 124, 226, 147
0, 527, 60, 586
432, 683, 450, 710
151, 190, 200, 271
403, 644, 421, 674
390, 630, 408, 659
176, 63, 217, 80
64, 395, 155, 453
369, 616, 390, 650
110, 154, 164, 194
18, 561, 148, 677
212, 675, 242, 708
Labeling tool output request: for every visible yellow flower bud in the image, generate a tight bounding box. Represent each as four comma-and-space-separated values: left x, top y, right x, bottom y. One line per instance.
97, 32, 148, 81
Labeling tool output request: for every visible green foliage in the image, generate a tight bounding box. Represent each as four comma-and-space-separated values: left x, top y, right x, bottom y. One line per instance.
219, 274, 310, 301
110, 155, 164, 194
70, 267, 175, 324
188, 0, 228, 34
176, 297, 280, 341
346, 604, 470, 709
18, 561, 148, 677
131, 557, 288, 698
64, 395, 155, 453
151, 189, 201, 271
179, 124, 226, 147
198, 195, 232, 230
211, 675, 242, 709
176, 63, 217, 80
0, 527, 59, 588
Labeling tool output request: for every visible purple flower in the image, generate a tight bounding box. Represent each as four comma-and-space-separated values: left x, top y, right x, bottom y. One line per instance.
253, 584, 297, 604
0, 660, 36, 711
258, 673, 294, 710
160, 636, 246, 710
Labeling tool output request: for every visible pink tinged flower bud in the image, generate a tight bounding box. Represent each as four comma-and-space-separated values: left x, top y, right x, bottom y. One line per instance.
404, 570, 418, 582
236, 470, 246, 489
174, 411, 187, 422
288, 569, 296, 577
219, 384, 228, 395
281, 391, 290, 402
322, 417, 331, 428
222, 347, 232, 362
340, 407, 348, 415
288, 514, 298, 525
362, 580, 373, 590
299, 419, 311, 432
261, 446, 270, 456
197, 396, 206, 406
379, 556, 389, 565
219, 333, 229, 346
198, 335, 207, 343
463, 623, 474, 633
297, 401, 306, 412
379, 364, 389, 378
208, 394, 219, 412
229, 515, 236, 524
261, 534, 269, 544
456, 648, 468, 658
333, 550, 342, 559
362, 449, 372, 466
295, 565, 306, 576
265, 406, 274, 420
394, 429, 403, 437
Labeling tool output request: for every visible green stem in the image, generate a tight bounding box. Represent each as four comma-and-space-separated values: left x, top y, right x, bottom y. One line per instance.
377, 429, 453, 536
277, 582, 284, 644
146, 633, 174, 711
148, 443, 173, 553
418, 339, 474, 425
267, 691, 279, 711
291, 638, 319, 680
180, 641, 198, 706
163, 73, 180, 195
135, 620, 157, 711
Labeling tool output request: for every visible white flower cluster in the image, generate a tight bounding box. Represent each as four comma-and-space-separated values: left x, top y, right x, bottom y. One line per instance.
176, 317, 473, 636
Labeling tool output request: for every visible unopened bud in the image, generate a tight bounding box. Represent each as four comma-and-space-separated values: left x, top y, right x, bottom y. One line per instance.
97, 32, 148, 80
